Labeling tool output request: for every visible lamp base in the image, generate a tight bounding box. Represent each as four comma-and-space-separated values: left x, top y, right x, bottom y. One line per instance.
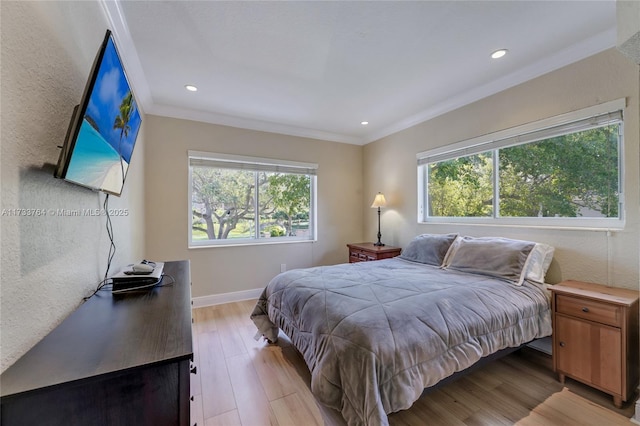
374, 207, 384, 247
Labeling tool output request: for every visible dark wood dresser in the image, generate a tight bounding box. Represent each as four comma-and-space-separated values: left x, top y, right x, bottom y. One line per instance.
347, 242, 402, 263
0, 260, 194, 426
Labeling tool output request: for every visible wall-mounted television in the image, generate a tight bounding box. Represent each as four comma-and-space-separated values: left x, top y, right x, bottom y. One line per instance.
54, 29, 142, 196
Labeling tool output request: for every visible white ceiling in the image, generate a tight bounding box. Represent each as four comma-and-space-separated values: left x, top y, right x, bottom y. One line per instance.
102, 0, 616, 145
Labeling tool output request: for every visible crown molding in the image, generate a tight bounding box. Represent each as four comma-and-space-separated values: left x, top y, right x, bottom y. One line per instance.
148, 104, 363, 145
364, 27, 616, 144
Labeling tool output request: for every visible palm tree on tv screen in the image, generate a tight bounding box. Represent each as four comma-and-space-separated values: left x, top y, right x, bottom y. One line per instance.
113, 91, 133, 143
113, 91, 134, 183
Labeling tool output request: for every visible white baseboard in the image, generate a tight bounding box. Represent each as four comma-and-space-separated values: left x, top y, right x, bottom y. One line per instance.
192, 288, 264, 308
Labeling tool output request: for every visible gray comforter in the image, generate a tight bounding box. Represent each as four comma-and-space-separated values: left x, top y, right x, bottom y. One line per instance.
250, 258, 552, 425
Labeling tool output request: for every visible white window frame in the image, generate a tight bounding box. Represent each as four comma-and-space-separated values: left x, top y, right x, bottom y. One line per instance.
188, 151, 318, 248
417, 99, 626, 230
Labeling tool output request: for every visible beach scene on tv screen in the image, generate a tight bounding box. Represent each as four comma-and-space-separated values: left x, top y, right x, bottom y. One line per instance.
66, 36, 142, 195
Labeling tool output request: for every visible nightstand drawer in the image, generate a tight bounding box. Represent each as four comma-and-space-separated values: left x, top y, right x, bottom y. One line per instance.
347, 243, 402, 263
350, 249, 375, 262
556, 294, 621, 327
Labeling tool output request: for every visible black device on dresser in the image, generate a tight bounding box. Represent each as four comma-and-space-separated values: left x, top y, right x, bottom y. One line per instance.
0, 260, 194, 426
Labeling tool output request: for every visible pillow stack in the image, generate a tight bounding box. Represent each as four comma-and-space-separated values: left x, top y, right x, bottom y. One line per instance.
400, 233, 554, 286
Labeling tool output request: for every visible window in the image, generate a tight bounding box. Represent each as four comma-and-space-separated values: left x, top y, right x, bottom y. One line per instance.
188, 151, 317, 247
417, 100, 624, 228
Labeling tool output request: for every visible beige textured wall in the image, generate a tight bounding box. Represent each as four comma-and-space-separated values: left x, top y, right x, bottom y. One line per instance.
1, 1, 146, 372
144, 116, 363, 298
364, 48, 640, 290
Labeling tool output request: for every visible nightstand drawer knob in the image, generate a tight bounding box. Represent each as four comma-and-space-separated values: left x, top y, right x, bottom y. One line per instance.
559, 341, 566, 347
581, 307, 590, 313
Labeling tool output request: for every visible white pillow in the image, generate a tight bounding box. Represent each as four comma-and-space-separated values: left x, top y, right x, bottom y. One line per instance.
523, 243, 555, 284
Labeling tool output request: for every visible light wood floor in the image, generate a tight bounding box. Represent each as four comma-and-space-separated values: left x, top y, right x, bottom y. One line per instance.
190, 300, 636, 426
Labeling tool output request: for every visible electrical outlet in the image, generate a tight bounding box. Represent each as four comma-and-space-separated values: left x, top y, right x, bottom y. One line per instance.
280, 264, 287, 273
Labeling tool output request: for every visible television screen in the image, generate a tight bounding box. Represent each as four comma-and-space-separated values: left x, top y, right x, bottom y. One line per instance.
54, 30, 142, 196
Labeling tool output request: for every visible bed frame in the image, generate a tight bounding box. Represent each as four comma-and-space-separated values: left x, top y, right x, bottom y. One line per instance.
420, 342, 528, 396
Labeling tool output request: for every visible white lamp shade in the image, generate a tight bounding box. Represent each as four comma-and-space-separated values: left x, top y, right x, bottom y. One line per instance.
371, 193, 387, 208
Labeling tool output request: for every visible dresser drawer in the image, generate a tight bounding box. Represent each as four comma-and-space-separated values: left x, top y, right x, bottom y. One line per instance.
556, 294, 621, 327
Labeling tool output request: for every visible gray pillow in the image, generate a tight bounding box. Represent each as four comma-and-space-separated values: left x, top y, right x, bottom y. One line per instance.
446, 236, 536, 285
399, 233, 458, 266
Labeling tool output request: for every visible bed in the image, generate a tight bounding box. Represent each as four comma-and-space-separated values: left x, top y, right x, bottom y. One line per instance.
251, 234, 554, 425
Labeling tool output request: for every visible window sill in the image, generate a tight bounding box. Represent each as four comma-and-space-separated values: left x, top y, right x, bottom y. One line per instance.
418, 217, 624, 232
189, 238, 317, 249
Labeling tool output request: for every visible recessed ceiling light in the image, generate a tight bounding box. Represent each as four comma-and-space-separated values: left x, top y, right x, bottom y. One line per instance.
185, 85, 198, 92
361, 121, 369, 125
491, 49, 508, 59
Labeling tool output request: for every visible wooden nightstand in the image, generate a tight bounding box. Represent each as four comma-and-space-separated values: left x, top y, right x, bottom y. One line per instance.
551, 280, 639, 408
347, 243, 401, 263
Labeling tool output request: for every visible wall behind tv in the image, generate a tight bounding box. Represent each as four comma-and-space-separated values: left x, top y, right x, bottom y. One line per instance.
1, 1, 146, 372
